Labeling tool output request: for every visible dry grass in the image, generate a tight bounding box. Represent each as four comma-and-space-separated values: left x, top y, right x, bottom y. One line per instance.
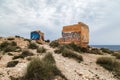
96, 56, 120, 79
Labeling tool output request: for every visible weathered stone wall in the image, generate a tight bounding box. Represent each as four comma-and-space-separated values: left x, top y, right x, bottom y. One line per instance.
59, 22, 89, 47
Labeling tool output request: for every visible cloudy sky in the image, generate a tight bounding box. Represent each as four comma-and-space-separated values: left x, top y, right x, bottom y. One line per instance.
0, 0, 120, 45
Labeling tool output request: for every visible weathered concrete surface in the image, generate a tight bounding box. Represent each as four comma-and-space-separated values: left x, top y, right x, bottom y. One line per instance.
59, 22, 89, 47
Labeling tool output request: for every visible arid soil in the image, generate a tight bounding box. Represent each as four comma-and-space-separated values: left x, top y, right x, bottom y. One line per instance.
0, 38, 119, 80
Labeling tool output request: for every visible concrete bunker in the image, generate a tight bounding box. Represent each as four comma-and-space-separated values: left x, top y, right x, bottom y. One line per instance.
31, 30, 44, 42
59, 22, 89, 47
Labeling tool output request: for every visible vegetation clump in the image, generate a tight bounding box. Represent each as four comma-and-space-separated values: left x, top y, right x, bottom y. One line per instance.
112, 53, 120, 59
7, 37, 15, 40
49, 41, 60, 48
0, 41, 21, 53
96, 57, 120, 79
13, 50, 33, 59
37, 47, 46, 53
62, 48, 83, 63
90, 48, 102, 54
7, 61, 19, 67
21, 53, 67, 80
28, 42, 38, 49
100, 48, 113, 54
59, 42, 89, 53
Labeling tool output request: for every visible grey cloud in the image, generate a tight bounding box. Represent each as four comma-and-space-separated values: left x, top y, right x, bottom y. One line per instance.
0, 0, 120, 45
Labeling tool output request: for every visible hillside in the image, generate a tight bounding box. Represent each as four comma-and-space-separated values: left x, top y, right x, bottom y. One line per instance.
0, 37, 120, 80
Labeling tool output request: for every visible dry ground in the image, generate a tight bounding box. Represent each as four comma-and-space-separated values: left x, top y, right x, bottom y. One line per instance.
0, 44, 118, 80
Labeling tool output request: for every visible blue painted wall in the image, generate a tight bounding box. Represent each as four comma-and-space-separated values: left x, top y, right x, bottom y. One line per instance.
31, 32, 40, 40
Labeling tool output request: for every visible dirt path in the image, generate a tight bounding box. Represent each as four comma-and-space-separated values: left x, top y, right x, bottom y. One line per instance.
44, 45, 117, 80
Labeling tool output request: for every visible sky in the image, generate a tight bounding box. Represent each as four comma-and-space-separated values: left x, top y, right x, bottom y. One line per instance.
0, 0, 120, 45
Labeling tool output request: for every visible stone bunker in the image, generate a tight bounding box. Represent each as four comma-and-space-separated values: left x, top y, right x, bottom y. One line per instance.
59, 22, 89, 47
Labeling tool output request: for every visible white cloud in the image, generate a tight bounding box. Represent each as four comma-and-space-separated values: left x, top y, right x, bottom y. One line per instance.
0, 0, 120, 44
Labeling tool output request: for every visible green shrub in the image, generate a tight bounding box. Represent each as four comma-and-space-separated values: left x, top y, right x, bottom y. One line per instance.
101, 48, 113, 54
96, 57, 114, 70
7, 61, 19, 67
21, 50, 34, 57
67, 42, 82, 52
15, 35, 20, 38
7, 37, 15, 40
13, 55, 24, 60
8, 52, 13, 56
112, 53, 120, 59
62, 48, 83, 62
26, 57, 33, 61
13, 50, 33, 60
54, 49, 61, 54
28, 42, 38, 49
3, 46, 17, 52
11, 41, 17, 46
60, 43, 88, 53
96, 57, 120, 79
23, 55, 67, 80
37, 47, 46, 53
90, 48, 102, 54
0, 41, 10, 50
24, 39, 31, 43
49, 41, 60, 48
0, 41, 19, 53
43, 53, 55, 64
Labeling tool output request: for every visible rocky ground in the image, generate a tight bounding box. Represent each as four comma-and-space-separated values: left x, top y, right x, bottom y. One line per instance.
0, 37, 119, 80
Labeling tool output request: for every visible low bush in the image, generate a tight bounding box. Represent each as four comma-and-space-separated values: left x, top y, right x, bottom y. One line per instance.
54, 49, 61, 54
62, 48, 83, 63
49, 41, 60, 48
22, 50, 34, 57
8, 53, 13, 56
11, 41, 17, 46
13, 55, 24, 60
96, 57, 120, 79
15, 35, 20, 38
60, 43, 89, 53
24, 39, 31, 43
43, 53, 55, 64
7, 61, 19, 67
0, 41, 20, 53
112, 53, 120, 59
90, 48, 102, 54
37, 47, 46, 53
3, 46, 17, 52
28, 42, 38, 49
13, 50, 33, 59
7, 37, 15, 40
96, 57, 114, 70
0, 41, 10, 50
67, 42, 82, 52
101, 48, 113, 54
26, 57, 33, 61
23, 54, 67, 80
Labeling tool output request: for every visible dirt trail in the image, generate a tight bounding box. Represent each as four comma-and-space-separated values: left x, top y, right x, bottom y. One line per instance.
45, 45, 117, 80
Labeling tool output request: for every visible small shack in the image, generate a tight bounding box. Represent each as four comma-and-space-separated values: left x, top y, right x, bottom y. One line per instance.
31, 30, 44, 42
59, 22, 89, 47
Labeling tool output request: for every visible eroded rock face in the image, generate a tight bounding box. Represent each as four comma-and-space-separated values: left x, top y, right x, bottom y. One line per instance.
59, 22, 89, 47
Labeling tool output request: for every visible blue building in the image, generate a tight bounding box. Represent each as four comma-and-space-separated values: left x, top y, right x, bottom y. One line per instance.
31, 30, 44, 41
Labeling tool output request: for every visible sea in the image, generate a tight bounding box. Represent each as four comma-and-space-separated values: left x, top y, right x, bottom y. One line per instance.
91, 45, 120, 51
